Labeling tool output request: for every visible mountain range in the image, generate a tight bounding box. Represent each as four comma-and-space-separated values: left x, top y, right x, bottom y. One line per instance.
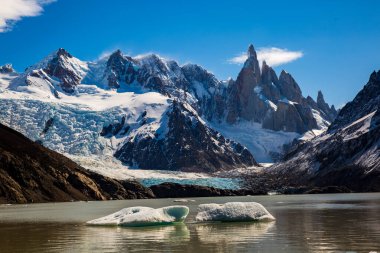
0, 44, 336, 174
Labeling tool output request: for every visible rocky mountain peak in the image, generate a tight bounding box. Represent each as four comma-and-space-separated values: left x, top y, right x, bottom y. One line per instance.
278, 70, 302, 102
0, 64, 15, 73
41, 48, 87, 93
243, 44, 261, 79
316, 90, 337, 122
56, 48, 72, 58
226, 44, 263, 123
247, 44, 257, 58
104, 50, 136, 89
370, 70, 380, 82
112, 49, 123, 57
107, 50, 127, 68
261, 60, 278, 84
317, 90, 325, 104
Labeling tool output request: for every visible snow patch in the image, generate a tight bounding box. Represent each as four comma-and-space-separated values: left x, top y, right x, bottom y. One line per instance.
343, 111, 376, 141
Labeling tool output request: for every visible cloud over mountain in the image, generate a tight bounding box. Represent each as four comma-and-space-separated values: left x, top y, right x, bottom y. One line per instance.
229, 47, 303, 67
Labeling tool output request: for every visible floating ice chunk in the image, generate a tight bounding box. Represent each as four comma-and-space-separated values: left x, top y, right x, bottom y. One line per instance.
195, 202, 275, 222
87, 206, 189, 227
86, 206, 154, 226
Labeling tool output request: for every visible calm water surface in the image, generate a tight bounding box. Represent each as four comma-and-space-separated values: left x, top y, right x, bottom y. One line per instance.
1, 193, 380, 253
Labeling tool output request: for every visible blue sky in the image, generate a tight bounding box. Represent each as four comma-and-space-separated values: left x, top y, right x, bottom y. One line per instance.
1, 0, 379, 107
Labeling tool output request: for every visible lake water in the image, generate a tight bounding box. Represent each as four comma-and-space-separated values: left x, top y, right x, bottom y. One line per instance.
0, 193, 380, 253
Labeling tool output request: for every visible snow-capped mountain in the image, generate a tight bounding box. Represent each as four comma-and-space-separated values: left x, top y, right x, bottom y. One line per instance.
0, 44, 336, 176
269, 70, 380, 192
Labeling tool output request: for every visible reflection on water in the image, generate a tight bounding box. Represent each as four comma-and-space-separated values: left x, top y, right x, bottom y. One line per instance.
194, 222, 275, 253
1, 193, 380, 253
195, 222, 274, 244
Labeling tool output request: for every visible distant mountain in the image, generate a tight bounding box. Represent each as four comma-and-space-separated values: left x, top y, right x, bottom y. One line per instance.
266, 71, 380, 192
0, 123, 154, 204
0, 44, 336, 174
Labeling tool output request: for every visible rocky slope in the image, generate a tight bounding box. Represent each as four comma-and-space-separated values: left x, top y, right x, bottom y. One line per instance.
263, 71, 380, 192
0, 123, 154, 204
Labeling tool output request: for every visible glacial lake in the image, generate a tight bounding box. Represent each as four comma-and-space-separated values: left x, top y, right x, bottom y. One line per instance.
0, 193, 380, 253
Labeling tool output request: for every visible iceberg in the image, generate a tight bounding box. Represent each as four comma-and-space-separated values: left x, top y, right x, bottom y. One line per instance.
195, 202, 275, 222
87, 206, 189, 227
86, 206, 153, 226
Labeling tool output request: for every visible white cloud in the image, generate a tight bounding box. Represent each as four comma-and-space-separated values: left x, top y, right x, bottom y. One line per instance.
228, 47, 303, 67
0, 0, 55, 32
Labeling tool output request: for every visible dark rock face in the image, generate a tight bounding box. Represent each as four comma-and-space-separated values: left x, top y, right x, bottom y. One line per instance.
0, 123, 154, 204
263, 101, 318, 133
100, 116, 127, 137
43, 48, 83, 93
260, 61, 281, 101
0, 64, 14, 73
263, 71, 380, 193
115, 101, 257, 173
278, 70, 303, 103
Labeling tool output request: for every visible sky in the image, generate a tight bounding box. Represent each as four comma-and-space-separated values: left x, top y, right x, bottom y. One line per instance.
0, 0, 379, 107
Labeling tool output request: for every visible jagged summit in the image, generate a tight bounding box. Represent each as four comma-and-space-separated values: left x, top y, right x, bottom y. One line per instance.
226, 43, 337, 133
317, 90, 328, 107
56, 48, 72, 58
247, 44, 257, 58
278, 70, 302, 102
111, 49, 123, 56
243, 44, 261, 76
